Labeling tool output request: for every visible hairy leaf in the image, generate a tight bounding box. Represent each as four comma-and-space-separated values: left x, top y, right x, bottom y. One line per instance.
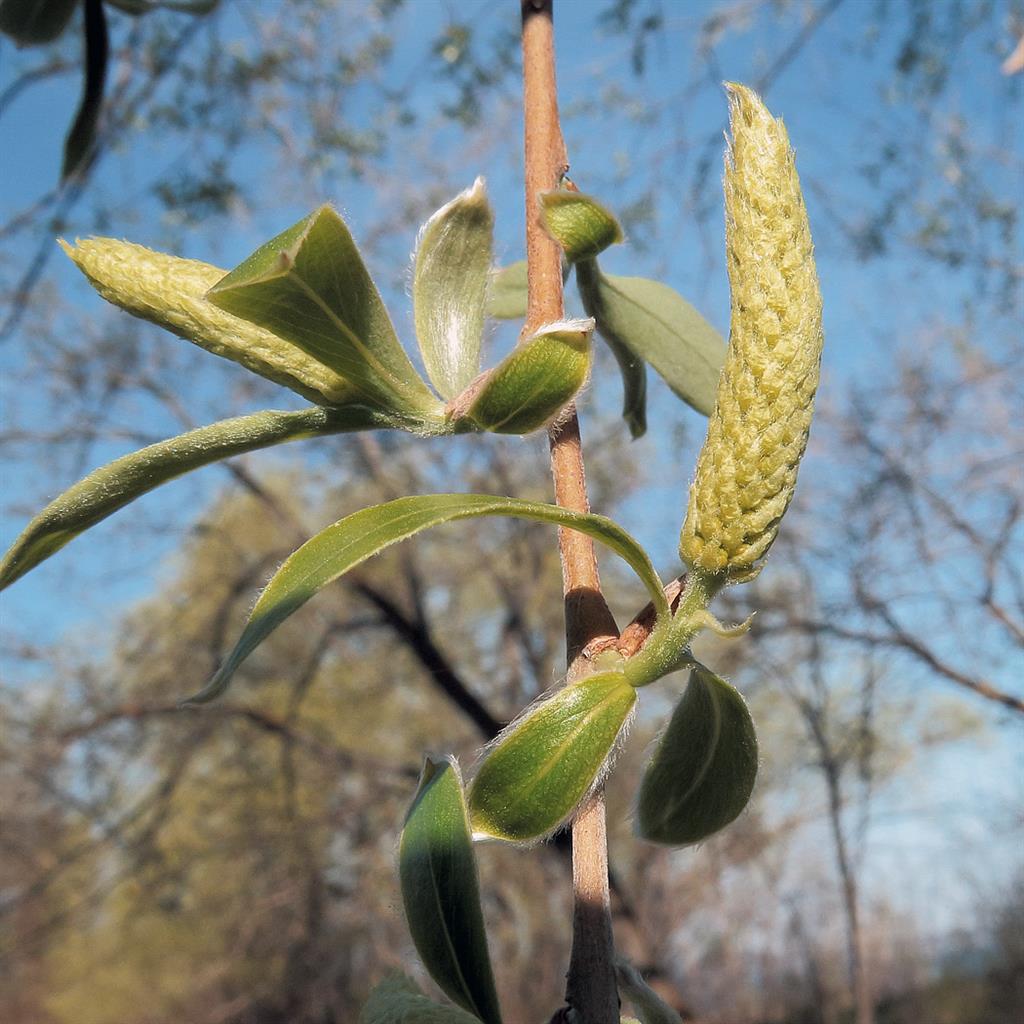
359, 974, 483, 1024
575, 261, 724, 418
486, 261, 528, 320
540, 190, 623, 263
459, 318, 593, 434
400, 758, 502, 1024
414, 178, 493, 398
0, 0, 76, 44
0, 406, 393, 591
207, 206, 440, 416
637, 665, 758, 845
468, 672, 637, 843
188, 494, 666, 703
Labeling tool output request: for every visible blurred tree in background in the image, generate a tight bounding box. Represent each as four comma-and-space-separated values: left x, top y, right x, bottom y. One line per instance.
1, 1, 1021, 1022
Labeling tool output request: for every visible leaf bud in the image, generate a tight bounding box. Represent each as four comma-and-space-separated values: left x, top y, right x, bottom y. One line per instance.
539, 190, 624, 263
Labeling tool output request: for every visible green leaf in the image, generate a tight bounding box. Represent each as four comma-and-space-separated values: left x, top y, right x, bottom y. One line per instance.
575, 261, 725, 418
540, 191, 623, 263
61, 0, 108, 183
188, 494, 666, 704
359, 974, 483, 1024
457, 318, 593, 434
0, 406, 393, 591
414, 178, 493, 399
468, 672, 637, 843
400, 758, 502, 1024
0, 0, 76, 44
207, 206, 440, 416
486, 261, 528, 320
615, 959, 683, 1024
637, 664, 758, 846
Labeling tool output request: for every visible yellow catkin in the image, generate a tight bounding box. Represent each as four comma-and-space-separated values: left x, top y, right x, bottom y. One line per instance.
680, 84, 824, 580
62, 238, 357, 406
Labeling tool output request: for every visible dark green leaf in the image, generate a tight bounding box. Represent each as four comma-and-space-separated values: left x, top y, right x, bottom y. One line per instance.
414, 178, 493, 399
188, 494, 666, 704
400, 758, 502, 1024
61, 0, 108, 183
207, 206, 440, 416
468, 672, 637, 843
460, 318, 592, 434
486, 261, 527, 320
0, 0, 76, 45
359, 974, 483, 1024
540, 191, 623, 263
0, 406, 393, 591
105, 0, 218, 13
576, 262, 725, 418
637, 665, 758, 845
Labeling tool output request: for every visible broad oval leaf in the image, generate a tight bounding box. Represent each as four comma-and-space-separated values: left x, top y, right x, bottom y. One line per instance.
188, 494, 666, 704
458, 318, 593, 434
468, 672, 637, 843
540, 191, 623, 264
0, 0, 77, 44
414, 178, 494, 399
637, 664, 757, 845
400, 758, 502, 1024
0, 406, 393, 591
575, 261, 725, 418
207, 206, 441, 416
359, 974, 483, 1024
486, 260, 528, 320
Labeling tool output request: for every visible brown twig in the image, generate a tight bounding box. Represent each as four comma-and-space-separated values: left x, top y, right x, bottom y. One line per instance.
521, 3, 620, 1021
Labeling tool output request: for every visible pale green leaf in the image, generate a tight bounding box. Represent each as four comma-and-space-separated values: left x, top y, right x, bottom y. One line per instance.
400, 758, 502, 1024
0, 406, 393, 591
459, 318, 593, 434
359, 974, 482, 1024
637, 664, 758, 845
540, 191, 623, 263
615, 959, 683, 1024
486, 261, 528, 320
0, 0, 76, 44
188, 494, 666, 703
575, 261, 725, 418
414, 179, 493, 398
207, 206, 440, 416
468, 672, 637, 843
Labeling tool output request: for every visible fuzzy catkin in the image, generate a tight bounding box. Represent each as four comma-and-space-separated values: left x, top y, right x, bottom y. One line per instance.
62, 238, 356, 406
680, 84, 824, 579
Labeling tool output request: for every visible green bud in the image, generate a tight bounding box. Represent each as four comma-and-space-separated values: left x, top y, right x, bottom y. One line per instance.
539, 190, 624, 263
468, 671, 636, 843
637, 664, 757, 846
452, 318, 594, 435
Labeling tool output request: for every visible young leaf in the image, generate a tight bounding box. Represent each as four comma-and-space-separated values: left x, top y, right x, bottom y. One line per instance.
63, 238, 358, 407
207, 206, 441, 416
359, 974, 483, 1024
188, 493, 666, 704
539, 191, 623, 263
414, 178, 494, 399
0, 0, 77, 45
0, 406, 393, 591
468, 672, 637, 843
486, 260, 528, 320
457, 318, 593, 434
400, 758, 502, 1024
637, 665, 758, 846
575, 260, 725, 418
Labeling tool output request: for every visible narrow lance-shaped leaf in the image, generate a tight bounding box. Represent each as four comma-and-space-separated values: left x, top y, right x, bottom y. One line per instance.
454, 318, 593, 435
359, 975, 483, 1024
207, 206, 441, 417
486, 260, 528, 320
468, 672, 637, 843
0, 406, 396, 591
575, 260, 725, 419
61, 0, 108, 182
539, 190, 623, 264
188, 494, 667, 704
637, 664, 758, 846
615, 960, 683, 1024
414, 178, 493, 399
400, 758, 502, 1024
